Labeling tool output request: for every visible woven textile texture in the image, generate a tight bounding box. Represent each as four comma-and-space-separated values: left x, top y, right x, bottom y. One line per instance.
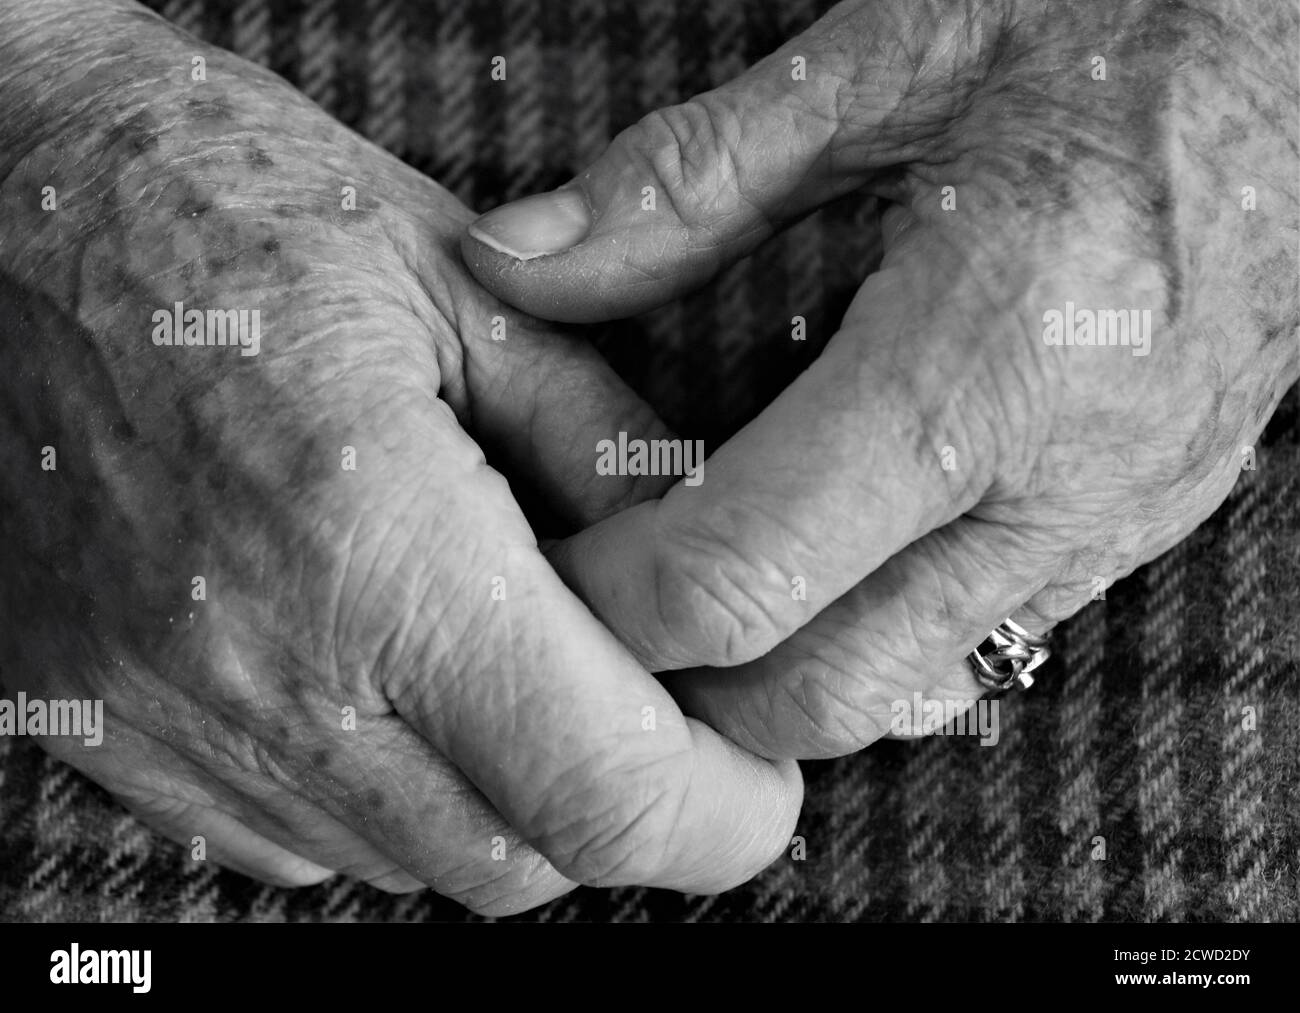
2, 0, 1298, 922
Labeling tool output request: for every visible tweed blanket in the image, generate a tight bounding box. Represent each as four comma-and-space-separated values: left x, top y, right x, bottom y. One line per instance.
1, 0, 1297, 922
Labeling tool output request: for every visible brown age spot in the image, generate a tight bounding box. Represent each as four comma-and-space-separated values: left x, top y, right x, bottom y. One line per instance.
183, 96, 234, 121
246, 146, 274, 170
1215, 113, 1250, 149
104, 109, 163, 159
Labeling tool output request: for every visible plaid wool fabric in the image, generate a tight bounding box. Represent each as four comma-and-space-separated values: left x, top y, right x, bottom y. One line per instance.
1, 0, 1298, 922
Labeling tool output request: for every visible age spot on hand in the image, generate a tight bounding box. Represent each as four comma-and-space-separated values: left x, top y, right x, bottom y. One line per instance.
246, 146, 274, 170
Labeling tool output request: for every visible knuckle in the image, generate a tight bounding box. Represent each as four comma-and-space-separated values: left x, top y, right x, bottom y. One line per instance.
651, 529, 788, 668
773, 658, 893, 758
524, 749, 693, 887
329, 507, 441, 703
335, 492, 515, 710
635, 97, 744, 231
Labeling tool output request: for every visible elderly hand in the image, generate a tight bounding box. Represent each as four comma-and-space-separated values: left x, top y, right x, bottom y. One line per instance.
0, 0, 801, 912
462, 0, 1300, 758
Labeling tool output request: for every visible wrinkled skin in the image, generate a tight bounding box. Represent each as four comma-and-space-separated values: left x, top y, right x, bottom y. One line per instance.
0, 1, 803, 912
465, 0, 1300, 759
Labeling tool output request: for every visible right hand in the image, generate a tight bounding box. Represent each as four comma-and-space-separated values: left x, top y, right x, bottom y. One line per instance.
0, 0, 801, 914
462, 0, 1298, 761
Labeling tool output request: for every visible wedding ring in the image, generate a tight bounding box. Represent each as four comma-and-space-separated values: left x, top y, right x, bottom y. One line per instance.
967, 618, 1051, 694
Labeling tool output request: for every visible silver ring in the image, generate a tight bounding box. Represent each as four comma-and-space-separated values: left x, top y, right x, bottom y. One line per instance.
967, 618, 1051, 694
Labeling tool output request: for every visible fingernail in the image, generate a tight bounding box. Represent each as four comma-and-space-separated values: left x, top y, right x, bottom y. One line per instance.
467, 189, 591, 261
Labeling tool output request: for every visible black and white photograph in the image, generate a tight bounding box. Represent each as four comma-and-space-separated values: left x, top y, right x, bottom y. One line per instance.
0, 0, 1296, 986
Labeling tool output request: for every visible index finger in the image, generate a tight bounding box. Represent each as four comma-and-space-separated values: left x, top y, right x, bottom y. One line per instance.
547, 228, 1000, 671
372, 412, 803, 894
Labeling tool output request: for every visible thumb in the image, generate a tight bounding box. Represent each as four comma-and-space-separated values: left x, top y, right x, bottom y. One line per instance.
460, 1, 994, 323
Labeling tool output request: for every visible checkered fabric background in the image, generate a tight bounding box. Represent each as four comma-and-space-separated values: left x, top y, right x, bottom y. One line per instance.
2, 0, 1297, 922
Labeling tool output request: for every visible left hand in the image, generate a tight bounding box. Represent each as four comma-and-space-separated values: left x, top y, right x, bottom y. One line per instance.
0, 0, 802, 909
461, 0, 1300, 758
